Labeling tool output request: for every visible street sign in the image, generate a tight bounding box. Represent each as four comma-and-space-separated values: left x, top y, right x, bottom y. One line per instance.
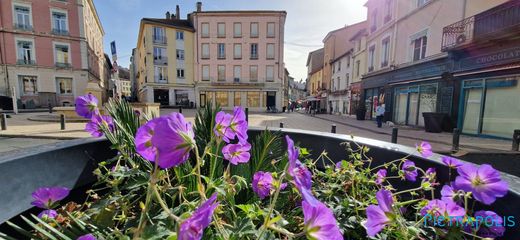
110, 41, 117, 61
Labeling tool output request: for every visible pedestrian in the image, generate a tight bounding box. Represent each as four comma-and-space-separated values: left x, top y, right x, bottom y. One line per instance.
376, 103, 385, 128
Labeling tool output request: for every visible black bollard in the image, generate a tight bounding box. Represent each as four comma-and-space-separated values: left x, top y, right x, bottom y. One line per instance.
331, 124, 336, 133
48, 103, 52, 113
512, 129, 520, 151
452, 128, 460, 152
179, 107, 182, 114
1, 114, 6, 130
391, 128, 398, 143
279, 122, 284, 128
245, 108, 249, 122
60, 114, 66, 130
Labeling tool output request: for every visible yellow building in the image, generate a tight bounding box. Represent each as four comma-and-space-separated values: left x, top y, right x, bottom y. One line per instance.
306, 48, 324, 97
134, 8, 195, 106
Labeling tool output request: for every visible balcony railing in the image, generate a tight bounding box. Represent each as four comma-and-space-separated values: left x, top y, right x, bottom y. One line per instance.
55, 62, 71, 68
17, 59, 36, 65
153, 35, 167, 44
52, 28, 69, 36
155, 77, 168, 84
14, 23, 33, 31
442, 1, 520, 51
153, 56, 168, 65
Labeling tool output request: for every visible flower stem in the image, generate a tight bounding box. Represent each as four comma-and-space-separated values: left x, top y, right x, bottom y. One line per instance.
393, 186, 423, 196
193, 145, 207, 201
134, 162, 159, 239
151, 184, 180, 223
258, 164, 288, 239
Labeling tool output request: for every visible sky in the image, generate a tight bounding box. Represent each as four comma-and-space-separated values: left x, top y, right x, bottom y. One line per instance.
93, 0, 367, 82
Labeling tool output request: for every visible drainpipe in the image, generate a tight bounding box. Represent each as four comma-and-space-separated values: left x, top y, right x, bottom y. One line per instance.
462, 0, 467, 19
0, 4, 10, 96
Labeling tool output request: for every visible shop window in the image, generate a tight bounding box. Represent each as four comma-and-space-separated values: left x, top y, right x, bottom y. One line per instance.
56, 77, 72, 95
234, 92, 242, 106
20, 75, 37, 95
216, 91, 229, 107
247, 91, 260, 107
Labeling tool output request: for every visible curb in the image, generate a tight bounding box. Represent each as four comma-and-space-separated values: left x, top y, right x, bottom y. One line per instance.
0, 133, 83, 140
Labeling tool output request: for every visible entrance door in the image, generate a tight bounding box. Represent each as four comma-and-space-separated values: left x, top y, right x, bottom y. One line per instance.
266, 91, 276, 108
407, 92, 419, 126
200, 93, 206, 108
462, 88, 483, 135
394, 92, 407, 125
154, 89, 169, 106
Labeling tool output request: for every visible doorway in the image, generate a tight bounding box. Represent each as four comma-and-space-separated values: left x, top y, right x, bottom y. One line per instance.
153, 89, 169, 106
266, 91, 276, 108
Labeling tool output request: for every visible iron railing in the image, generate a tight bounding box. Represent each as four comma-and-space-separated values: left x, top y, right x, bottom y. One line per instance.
14, 23, 33, 31
153, 35, 167, 44
17, 59, 36, 65
52, 28, 69, 36
55, 62, 71, 68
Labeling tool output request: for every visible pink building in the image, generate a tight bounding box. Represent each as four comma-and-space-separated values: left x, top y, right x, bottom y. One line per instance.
0, 0, 105, 108
191, 3, 286, 111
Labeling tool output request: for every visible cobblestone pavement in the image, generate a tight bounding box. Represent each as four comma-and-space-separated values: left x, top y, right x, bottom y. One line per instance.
0, 109, 514, 155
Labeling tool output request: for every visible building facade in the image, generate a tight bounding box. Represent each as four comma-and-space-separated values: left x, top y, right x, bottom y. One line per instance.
349, 28, 368, 115
306, 48, 324, 110
0, 0, 105, 108
191, 5, 286, 111
134, 8, 196, 107
328, 51, 353, 115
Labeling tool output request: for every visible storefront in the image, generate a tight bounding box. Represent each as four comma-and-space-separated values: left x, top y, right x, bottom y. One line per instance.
363, 87, 385, 120
393, 82, 438, 127
349, 82, 361, 115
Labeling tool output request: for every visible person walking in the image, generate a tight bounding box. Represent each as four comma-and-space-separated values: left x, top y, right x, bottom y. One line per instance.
376, 103, 385, 128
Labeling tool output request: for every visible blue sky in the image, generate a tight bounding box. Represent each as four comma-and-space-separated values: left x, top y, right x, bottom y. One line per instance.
93, 0, 367, 82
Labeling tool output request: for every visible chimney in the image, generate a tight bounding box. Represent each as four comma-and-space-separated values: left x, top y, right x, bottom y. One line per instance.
175, 5, 180, 20
196, 2, 202, 12
165, 11, 171, 19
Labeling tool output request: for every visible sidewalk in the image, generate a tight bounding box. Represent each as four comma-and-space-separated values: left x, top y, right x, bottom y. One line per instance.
308, 112, 514, 154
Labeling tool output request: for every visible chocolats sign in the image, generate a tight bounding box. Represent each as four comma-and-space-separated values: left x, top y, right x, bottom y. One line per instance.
459, 47, 520, 70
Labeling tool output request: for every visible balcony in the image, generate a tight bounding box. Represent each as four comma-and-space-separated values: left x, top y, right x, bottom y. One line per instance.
442, 1, 520, 51
154, 77, 168, 84
153, 56, 168, 65
14, 23, 33, 31
52, 28, 69, 36
153, 35, 167, 45
17, 59, 36, 65
55, 62, 71, 68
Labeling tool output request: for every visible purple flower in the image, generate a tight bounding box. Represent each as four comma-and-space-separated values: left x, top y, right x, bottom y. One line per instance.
416, 141, 433, 158
440, 184, 464, 204
420, 199, 465, 218
441, 156, 464, 168
214, 111, 232, 139
179, 193, 219, 240
85, 114, 114, 137
375, 169, 387, 185
402, 160, 418, 182
222, 142, 251, 165
152, 113, 195, 169
31, 187, 70, 209
285, 135, 299, 162
135, 118, 161, 161
75, 93, 99, 119
474, 210, 505, 238
229, 107, 248, 142
335, 161, 342, 170
285, 135, 312, 192
365, 190, 394, 237
252, 171, 274, 199
302, 195, 342, 240
454, 164, 508, 205
77, 234, 96, 240
38, 209, 57, 219
214, 107, 248, 143
422, 167, 437, 183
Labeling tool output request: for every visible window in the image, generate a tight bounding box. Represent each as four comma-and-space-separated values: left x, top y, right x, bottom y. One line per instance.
266, 43, 275, 59
267, 23, 275, 37
250, 65, 258, 81
234, 44, 242, 59
371, 10, 377, 32
338, 60, 341, 71
266, 65, 274, 81
234, 23, 242, 37
368, 45, 375, 72
176, 49, 184, 60
384, 0, 392, 23
234, 92, 242, 106
250, 43, 258, 59
336, 77, 340, 91
155, 66, 168, 82
216, 92, 229, 107
56, 77, 72, 95
412, 36, 427, 61
16, 40, 34, 64
417, 0, 430, 8
247, 92, 261, 107
176, 31, 184, 40
153, 27, 166, 43
250, 22, 259, 37
153, 47, 167, 62
52, 11, 68, 35
218, 65, 225, 81
177, 69, 185, 78
202, 65, 210, 81
347, 57, 351, 67
346, 73, 350, 88
217, 23, 225, 37
20, 75, 37, 95
14, 5, 32, 30
381, 37, 390, 67
201, 43, 210, 59
234, 66, 241, 82
218, 43, 225, 59
55, 44, 70, 67
201, 22, 209, 37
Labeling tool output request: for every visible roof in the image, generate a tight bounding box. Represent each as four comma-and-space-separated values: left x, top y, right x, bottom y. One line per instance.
349, 28, 368, 41
331, 49, 354, 64
322, 20, 366, 43
191, 10, 286, 15
306, 48, 324, 74
141, 18, 195, 31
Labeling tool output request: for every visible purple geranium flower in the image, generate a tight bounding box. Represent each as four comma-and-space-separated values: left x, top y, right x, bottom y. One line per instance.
85, 114, 114, 137
31, 187, 70, 209
38, 209, 57, 219
375, 169, 387, 185
302, 195, 342, 240
214, 111, 232, 139
75, 93, 99, 119
454, 164, 508, 205
179, 193, 219, 240
252, 171, 274, 199
441, 156, 464, 168
152, 113, 195, 169
222, 142, 251, 165
214, 107, 248, 143
422, 167, 436, 183
474, 210, 505, 238
285, 135, 312, 192
402, 160, 418, 182
420, 199, 466, 218
416, 141, 433, 158
77, 234, 96, 240
135, 118, 161, 161
365, 189, 394, 237
285, 135, 299, 162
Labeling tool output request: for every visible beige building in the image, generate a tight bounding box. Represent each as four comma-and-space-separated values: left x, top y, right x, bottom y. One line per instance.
306, 48, 324, 99
135, 7, 196, 106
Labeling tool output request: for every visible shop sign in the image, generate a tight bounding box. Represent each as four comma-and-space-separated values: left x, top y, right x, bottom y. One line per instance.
459, 47, 520, 70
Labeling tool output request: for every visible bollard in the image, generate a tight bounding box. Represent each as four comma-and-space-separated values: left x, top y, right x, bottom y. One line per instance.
279, 122, 284, 128
60, 114, 66, 130
1, 114, 6, 130
391, 128, 398, 143
48, 103, 53, 113
245, 108, 249, 122
452, 128, 460, 152
513, 129, 520, 151
331, 124, 336, 133
179, 107, 183, 114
